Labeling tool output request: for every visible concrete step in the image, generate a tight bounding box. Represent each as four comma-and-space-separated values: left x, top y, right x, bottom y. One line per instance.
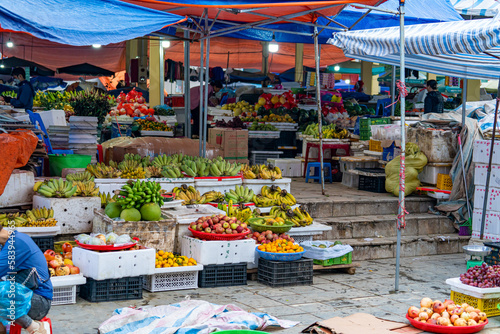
326, 234, 470, 261
315, 213, 455, 239
301, 197, 436, 219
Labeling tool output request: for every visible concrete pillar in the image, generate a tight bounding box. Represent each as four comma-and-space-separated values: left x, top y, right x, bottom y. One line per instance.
427, 73, 437, 81
360, 61, 373, 94
262, 42, 269, 75
295, 43, 304, 84
371, 74, 379, 95
149, 38, 163, 107
466, 79, 481, 102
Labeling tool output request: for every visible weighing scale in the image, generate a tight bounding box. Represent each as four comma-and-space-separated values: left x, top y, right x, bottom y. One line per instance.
463, 245, 492, 269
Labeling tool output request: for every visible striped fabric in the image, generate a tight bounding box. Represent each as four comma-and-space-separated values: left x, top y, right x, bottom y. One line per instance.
329, 18, 500, 57
450, 0, 500, 17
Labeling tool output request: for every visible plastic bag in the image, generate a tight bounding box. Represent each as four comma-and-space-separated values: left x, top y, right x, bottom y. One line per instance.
301, 241, 353, 260
75, 234, 91, 244
385, 143, 428, 196
89, 237, 105, 246
115, 235, 132, 245
0, 281, 33, 326
105, 233, 118, 245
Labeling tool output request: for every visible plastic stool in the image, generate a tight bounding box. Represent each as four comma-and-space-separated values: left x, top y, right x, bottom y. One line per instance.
305, 162, 333, 183
9, 317, 52, 334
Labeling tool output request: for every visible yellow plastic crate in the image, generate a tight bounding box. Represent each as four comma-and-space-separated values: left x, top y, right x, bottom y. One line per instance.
437, 173, 453, 190
369, 139, 382, 152
450, 290, 500, 317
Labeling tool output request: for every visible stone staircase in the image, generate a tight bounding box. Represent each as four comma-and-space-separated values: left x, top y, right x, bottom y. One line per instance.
298, 193, 469, 260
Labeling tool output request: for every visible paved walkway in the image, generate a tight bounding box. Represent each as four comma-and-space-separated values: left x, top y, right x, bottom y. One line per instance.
49, 254, 500, 333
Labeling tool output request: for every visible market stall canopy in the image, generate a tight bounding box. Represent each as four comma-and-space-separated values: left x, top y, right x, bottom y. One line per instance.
449, 0, 500, 17
328, 19, 500, 80
122, 0, 386, 23
0, 57, 55, 76
57, 63, 115, 77
0, 0, 186, 46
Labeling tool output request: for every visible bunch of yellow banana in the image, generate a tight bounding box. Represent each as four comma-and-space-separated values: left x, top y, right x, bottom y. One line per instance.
323, 128, 349, 139
173, 185, 203, 205
35, 178, 77, 198
120, 167, 146, 179
145, 166, 162, 178
275, 190, 296, 206
201, 191, 224, 203
251, 164, 282, 180
217, 201, 253, 222
256, 186, 296, 207
261, 185, 281, 197
243, 170, 257, 179
75, 181, 100, 197
25, 208, 58, 227
293, 206, 313, 226
0, 212, 28, 227
98, 192, 117, 208
252, 194, 276, 207
86, 163, 122, 179
66, 171, 94, 182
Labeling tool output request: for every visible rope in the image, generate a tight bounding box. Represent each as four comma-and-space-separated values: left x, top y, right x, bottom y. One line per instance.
397, 150, 408, 230
386, 80, 408, 110
115, 115, 122, 137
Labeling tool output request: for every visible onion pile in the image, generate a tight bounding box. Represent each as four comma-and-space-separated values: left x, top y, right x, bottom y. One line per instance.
460, 262, 500, 288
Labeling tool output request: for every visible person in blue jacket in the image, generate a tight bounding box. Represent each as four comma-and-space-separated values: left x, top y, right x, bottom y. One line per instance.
0, 227, 52, 334
0, 68, 35, 111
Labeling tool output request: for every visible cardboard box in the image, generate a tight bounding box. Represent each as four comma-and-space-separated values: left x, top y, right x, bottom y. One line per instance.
208, 128, 248, 159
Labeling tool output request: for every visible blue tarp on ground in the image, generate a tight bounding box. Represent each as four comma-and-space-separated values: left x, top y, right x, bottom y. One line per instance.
0, 0, 185, 46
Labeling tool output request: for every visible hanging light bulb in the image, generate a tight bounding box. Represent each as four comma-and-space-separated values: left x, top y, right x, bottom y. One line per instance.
6, 40, 14, 48
161, 40, 171, 48
0, 64, 4, 68
92, 44, 102, 48
334, 65, 340, 72
268, 34, 279, 53
345, 79, 351, 85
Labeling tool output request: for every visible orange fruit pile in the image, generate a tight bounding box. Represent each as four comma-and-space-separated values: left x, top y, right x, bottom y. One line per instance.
155, 250, 197, 268
257, 239, 303, 253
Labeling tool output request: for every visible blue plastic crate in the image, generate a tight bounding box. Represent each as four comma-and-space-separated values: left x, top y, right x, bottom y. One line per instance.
256, 248, 305, 261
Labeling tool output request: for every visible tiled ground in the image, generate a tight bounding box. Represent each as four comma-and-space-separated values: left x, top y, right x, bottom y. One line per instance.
49, 254, 500, 333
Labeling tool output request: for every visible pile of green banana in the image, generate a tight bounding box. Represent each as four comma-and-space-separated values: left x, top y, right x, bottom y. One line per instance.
152, 154, 184, 169
225, 185, 254, 204
98, 192, 117, 208
0, 212, 28, 227
202, 191, 225, 203
161, 166, 183, 178
252, 186, 297, 207
181, 157, 242, 177
34, 179, 77, 198
66, 171, 94, 182
116, 180, 164, 210
217, 201, 253, 222
269, 204, 313, 227
122, 153, 151, 168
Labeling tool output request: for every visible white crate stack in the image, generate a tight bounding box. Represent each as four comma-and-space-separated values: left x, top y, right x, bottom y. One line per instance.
472, 140, 500, 242
68, 116, 98, 163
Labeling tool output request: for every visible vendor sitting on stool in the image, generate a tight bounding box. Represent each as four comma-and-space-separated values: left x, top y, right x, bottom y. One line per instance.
0, 227, 52, 334
0, 68, 35, 111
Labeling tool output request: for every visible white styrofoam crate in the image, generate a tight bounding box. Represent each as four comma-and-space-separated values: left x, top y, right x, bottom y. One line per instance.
50, 274, 86, 306
16, 226, 60, 237
290, 234, 314, 244
418, 164, 452, 185
287, 222, 332, 236
474, 164, 500, 187
339, 160, 378, 173
471, 230, 500, 242
472, 209, 500, 235
181, 235, 256, 265
15, 109, 67, 127
72, 247, 155, 280
341, 172, 359, 188
0, 170, 34, 208
194, 178, 242, 195
32, 195, 101, 234
473, 186, 500, 211
473, 140, 500, 164
94, 179, 128, 194
446, 277, 500, 298
143, 264, 203, 292
267, 159, 302, 178
242, 178, 291, 195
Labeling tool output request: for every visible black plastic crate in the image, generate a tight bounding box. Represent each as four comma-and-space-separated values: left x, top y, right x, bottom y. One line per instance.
358, 175, 386, 193
32, 236, 54, 253
198, 263, 247, 288
258, 258, 313, 287
484, 242, 500, 265
79, 276, 143, 302
277, 131, 297, 148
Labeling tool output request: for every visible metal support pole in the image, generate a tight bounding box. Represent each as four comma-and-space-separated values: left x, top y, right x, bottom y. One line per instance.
462, 79, 468, 126
184, 30, 191, 138
395, 0, 406, 292
314, 26, 325, 195
203, 37, 210, 157
480, 80, 500, 239
391, 66, 396, 116
198, 35, 205, 156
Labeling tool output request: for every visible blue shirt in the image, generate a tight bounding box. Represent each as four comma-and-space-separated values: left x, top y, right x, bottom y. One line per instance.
0, 231, 53, 300
10, 80, 34, 111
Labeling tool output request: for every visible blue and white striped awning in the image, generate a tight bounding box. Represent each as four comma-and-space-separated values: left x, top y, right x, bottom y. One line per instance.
450, 0, 500, 17
329, 19, 500, 57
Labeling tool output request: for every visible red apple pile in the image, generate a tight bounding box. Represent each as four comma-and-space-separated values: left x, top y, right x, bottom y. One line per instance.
247, 230, 294, 244
189, 214, 250, 235
407, 298, 487, 327
460, 262, 500, 288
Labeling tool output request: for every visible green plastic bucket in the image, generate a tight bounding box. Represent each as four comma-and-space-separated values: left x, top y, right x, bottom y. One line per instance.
48, 154, 91, 176
215, 331, 268, 334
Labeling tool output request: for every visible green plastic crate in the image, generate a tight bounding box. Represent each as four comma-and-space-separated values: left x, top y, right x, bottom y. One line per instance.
313, 252, 352, 267
360, 130, 371, 140
359, 117, 391, 130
